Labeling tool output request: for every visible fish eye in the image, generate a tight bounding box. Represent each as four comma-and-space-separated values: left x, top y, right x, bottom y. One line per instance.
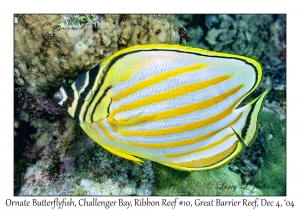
53, 91, 63, 103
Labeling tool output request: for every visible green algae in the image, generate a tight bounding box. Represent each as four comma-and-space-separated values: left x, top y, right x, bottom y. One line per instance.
249, 109, 286, 195
153, 163, 262, 196
14, 159, 27, 195
73, 186, 87, 196
59, 14, 100, 29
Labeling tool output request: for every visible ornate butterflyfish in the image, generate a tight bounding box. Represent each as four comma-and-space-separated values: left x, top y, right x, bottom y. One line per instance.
54, 44, 269, 171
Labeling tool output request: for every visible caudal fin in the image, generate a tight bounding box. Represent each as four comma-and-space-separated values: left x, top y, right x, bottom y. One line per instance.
231, 89, 270, 146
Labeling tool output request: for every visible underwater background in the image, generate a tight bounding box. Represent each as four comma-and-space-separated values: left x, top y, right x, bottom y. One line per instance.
14, 14, 286, 196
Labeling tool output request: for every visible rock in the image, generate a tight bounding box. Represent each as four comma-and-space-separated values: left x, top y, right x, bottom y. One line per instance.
14, 14, 183, 98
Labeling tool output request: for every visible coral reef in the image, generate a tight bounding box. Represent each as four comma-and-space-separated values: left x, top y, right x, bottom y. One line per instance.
14, 14, 183, 98
14, 84, 66, 194
58, 15, 100, 29
228, 110, 285, 186
19, 146, 154, 195
249, 109, 286, 195
14, 14, 182, 195
15, 85, 155, 195
176, 14, 286, 69
153, 163, 262, 195
176, 15, 286, 112
228, 128, 265, 184
176, 14, 286, 190
260, 66, 286, 120
174, 15, 286, 196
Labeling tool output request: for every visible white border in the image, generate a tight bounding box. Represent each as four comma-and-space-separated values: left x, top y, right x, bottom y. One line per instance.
2, 1, 298, 209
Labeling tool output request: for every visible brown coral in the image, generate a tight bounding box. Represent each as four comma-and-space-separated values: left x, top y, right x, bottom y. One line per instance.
14, 14, 183, 98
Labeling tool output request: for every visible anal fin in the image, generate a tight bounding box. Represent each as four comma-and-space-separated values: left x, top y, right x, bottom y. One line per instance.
101, 144, 144, 165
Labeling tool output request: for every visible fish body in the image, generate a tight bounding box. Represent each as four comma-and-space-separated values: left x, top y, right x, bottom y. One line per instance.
54, 44, 269, 171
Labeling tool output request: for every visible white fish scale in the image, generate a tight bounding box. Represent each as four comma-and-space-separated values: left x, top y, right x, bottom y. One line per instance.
111, 66, 228, 112
111, 51, 202, 97
125, 93, 242, 131
112, 73, 247, 123
103, 110, 240, 145
172, 132, 238, 163
99, 119, 238, 163
160, 128, 238, 163
110, 62, 255, 122
98, 54, 257, 161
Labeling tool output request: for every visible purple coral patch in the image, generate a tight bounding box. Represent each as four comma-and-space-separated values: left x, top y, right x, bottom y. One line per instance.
60, 156, 75, 174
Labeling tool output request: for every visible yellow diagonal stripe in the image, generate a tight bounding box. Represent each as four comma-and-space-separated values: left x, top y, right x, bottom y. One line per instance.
118, 90, 245, 136
112, 84, 242, 126
110, 74, 231, 120
125, 112, 242, 148
112, 63, 207, 101
98, 121, 114, 141
165, 133, 235, 158
89, 123, 100, 137
165, 142, 239, 168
